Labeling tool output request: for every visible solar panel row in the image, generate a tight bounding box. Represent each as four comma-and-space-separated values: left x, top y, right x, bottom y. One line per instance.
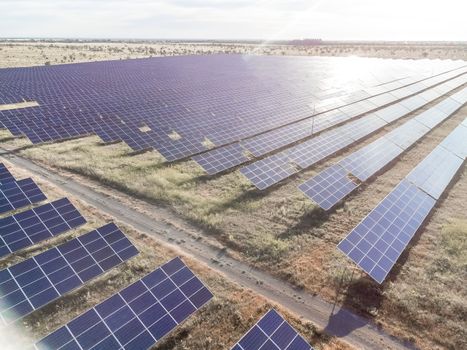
0, 223, 138, 325
299, 88, 467, 210
35, 257, 213, 350
241, 75, 467, 190
0, 178, 47, 214
193, 68, 467, 175
231, 309, 313, 350
0, 198, 86, 258
338, 119, 467, 283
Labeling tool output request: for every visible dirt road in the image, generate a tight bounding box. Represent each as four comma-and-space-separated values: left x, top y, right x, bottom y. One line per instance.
0, 148, 416, 350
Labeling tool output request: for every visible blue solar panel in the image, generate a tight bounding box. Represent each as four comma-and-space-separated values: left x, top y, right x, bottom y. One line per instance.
0, 178, 47, 214
337, 137, 403, 182
338, 180, 436, 283
439, 120, 467, 159
298, 165, 358, 210
383, 119, 430, 150
0, 198, 86, 258
0, 223, 138, 325
433, 96, 463, 115
414, 107, 449, 129
0, 163, 15, 184
193, 143, 249, 175
35, 257, 213, 350
231, 309, 314, 350
375, 103, 410, 123
407, 146, 464, 200
240, 153, 296, 190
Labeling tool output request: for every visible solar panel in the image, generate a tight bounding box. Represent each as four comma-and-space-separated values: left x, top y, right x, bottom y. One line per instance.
439, 121, 467, 159
383, 119, 430, 150
406, 146, 464, 199
337, 137, 404, 182
0, 178, 47, 214
0, 198, 86, 258
240, 153, 297, 190
0, 163, 15, 184
298, 165, 358, 210
231, 309, 313, 350
241, 117, 316, 158
35, 257, 213, 350
0, 223, 138, 325
373, 103, 410, 123
399, 95, 430, 112
434, 97, 462, 115
193, 143, 249, 175
448, 87, 467, 104
341, 116, 388, 142
414, 106, 449, 128
291, 128, 355, 169
338, 180, 436, 283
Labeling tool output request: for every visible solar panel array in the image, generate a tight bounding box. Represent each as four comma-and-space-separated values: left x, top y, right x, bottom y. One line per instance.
0, 163, 15, 184
299, 88, 467, 210
231, 309, 313, 350
0, 178, 47, 214
0, 55, 465, 165
0, 198, 86, 258
194, 67, 467, 175
0, 223, 138, 325
338, 119, 467, 283
241, 75, 467, 190
35, 257, 213, 350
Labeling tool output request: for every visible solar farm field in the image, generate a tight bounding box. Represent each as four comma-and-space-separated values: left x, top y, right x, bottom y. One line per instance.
0, 161, 341, 350
0, 52, 466, 350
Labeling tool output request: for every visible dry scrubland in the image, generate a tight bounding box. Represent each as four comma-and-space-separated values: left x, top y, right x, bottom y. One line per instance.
0, 88, 466, 349
0, 43, 466, 349
0, 41, 466, 68
0, 160, 346, 350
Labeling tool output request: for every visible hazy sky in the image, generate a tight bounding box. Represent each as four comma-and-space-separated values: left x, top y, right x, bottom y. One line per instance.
1, 0, 466, 41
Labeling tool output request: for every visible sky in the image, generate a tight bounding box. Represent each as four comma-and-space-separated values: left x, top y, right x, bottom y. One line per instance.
1, 0, 466, 41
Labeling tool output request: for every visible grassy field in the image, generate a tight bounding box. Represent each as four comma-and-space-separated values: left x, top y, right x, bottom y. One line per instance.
1, 96, 465, 349
0, 161, 347, 350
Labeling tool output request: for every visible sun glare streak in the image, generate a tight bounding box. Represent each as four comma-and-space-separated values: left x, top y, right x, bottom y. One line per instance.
249, 0, 326, 55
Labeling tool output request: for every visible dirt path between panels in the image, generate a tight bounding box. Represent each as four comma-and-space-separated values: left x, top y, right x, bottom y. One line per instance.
0, 149, 416, 350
